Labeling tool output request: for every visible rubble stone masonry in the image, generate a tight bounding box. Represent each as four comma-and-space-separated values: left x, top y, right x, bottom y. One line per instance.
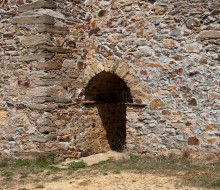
0, 0, 219, 159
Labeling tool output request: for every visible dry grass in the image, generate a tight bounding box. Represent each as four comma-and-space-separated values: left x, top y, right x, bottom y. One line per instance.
0, 155, 219, 189
91, 155, 220, 189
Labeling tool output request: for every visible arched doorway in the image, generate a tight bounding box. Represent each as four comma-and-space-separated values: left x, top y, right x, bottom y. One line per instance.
84, 71, 133, 152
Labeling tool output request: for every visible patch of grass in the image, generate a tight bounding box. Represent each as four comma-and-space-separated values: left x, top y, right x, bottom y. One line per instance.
2, 171, 13, 177
212, 179, 220, 188
68, 160, 86, 169
48, 166, 61, 173
0, 155, 219, 190
93, 159, 112, 166
13, 159, 31, 167
0, 159, 9, 167
34, 156, 49, 168
88, 155, 220, 189
129, 155, 141, 161
33, 154, 57, 168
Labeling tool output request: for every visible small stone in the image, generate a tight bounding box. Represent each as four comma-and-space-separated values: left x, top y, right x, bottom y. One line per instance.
204, 124, 217, 130
206, 138, 218, 144
163, 39, 179, 48
188, 137, 199, 145
209, 92, 220, 100
169, 28, 181, 36
188, 98, 197, 106
17, 0, 25, 5
140, 70, 148, 76
199, 58, 208, 65
31, 136, 47, 143
150, 99, 164, 110
3, 33, 14, 38
98, 10, 106, 17
162, 110, 171, 115
46, 134, 57, 141
186, 19, 199, 30
0, 111, 8, 126
185, 44, 200, 53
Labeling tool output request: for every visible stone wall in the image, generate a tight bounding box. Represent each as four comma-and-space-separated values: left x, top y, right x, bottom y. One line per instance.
0, 0, 219, 159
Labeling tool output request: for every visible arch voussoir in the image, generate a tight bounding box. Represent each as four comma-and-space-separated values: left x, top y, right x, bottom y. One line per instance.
103, 60, 119, 73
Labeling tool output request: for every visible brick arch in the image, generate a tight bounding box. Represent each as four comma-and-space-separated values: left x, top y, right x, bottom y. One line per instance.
84, 50, 149, 104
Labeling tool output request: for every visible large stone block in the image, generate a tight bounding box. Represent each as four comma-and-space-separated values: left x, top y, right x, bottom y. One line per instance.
62, 59, 78, 69
199, 30, 220, 39
44, 97, 72, 103
31, 135, 47, 143
27, 87, 48, 97
18, 0, 56, 13
37, 24, 69, 34
12, 15, 55, 25
33, 60, 62, 70
32, 78, 72, 86
21, 34, 50, 46
18, 53, 55, 62
38, 9, 65, 19
26, 103, 58, 111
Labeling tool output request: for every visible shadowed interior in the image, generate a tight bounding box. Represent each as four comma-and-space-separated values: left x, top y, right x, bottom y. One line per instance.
85, 71, 133, 151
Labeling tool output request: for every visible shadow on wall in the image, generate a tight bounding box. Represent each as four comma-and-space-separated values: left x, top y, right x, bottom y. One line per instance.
96, 103, 126, 151
85, 71, 133, 152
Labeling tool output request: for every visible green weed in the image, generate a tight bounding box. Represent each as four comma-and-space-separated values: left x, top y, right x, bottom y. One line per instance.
0, 159, 9, 167
68, 160, 86, 169
2, 171, 13, 177
13, 159, 31, 167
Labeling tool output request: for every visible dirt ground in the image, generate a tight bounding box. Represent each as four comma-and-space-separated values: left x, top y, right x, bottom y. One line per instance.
1, 152, 219, 190
1, 170, 206, 190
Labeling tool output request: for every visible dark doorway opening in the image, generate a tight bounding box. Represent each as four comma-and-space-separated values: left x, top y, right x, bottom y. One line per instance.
85, 71, 133, 151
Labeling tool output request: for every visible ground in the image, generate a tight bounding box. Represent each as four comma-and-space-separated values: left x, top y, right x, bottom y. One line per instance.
0, 152, 219, 190
11, 171, 203, 190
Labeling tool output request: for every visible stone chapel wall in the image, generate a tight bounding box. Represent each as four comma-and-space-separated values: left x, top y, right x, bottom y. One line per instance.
0, 0, 219, 159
